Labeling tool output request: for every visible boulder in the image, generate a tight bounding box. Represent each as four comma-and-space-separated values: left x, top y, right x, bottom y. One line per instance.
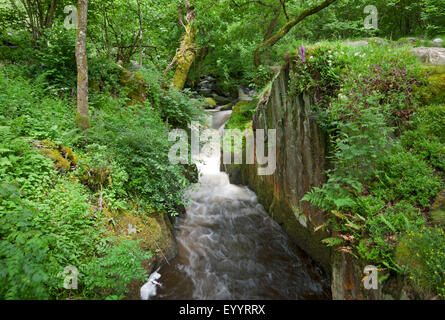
203, 97, 217, 108
219, 102, 233, 111
211, 93, 232, 105
32, 140, 78, 172
411, 47, 445, 65
238, 86, 257, 101
120, 68, 147, 105
103, 207, 177, 300
430, 38, 444, 48
197, 75, 216, 97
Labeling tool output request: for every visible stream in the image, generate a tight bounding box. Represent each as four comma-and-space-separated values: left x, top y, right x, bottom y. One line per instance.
148, 110, 331, 300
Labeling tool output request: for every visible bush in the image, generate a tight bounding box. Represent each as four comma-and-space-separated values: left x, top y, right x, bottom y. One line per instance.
159, 88, 204, 129
0, 66, 164, 299
81, 239, 152, 299
397, 226, 445, 299
373, 145, 443, 208
88, 102, 191, 214
28, 26, 77, 89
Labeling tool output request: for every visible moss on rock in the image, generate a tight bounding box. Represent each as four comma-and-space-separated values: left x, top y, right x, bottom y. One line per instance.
35, 140, 78, 171
225, 100, 258, 130
204, 97, 217, 108
220, 102, 233, 111
78, 164, 112, 191
100, 205, 177, 299
102, 206, 177, 269
120, 68, 147, 106
414, 65, 445, 105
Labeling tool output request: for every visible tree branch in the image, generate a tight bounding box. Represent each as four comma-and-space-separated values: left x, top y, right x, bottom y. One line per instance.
254, 0, 337, 67
230, 0, 274, 8
280, 0, 289, 21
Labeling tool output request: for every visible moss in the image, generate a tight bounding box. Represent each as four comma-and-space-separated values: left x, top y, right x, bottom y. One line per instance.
220, 102, 233, 111
60, 146, 78, 166
103, 206, 176, 261
41, 148, 70, 171
395, 234, 436, 298
432, 209, 445, 227
120, 68, 147, 106
79, 165, 112, 191
75, 111, 91, 130
414, 65, 445, 105
37, 140, 78, 171
171, 25, 196, 90
225, 99, 258, 130
395, 237, 424, 272
204, 97, 217, 108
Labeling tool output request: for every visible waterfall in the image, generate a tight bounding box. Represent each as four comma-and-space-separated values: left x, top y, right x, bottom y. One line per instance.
142, 111, 330, 300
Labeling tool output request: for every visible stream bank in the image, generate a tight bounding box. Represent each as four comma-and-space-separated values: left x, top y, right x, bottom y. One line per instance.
221, 58, 421, 300
147, 110, 331, 300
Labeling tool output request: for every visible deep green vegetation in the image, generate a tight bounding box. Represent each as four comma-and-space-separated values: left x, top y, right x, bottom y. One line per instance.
298, 42, 444, 298
0, 61, 202, 299
0, 0, 444, 300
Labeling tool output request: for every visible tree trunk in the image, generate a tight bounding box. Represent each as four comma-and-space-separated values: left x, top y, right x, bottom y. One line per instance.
254, 0, 337, 67
44, 0, 59, 29
136, 0, 143, 67
75, 0, 90, 130
165, 2, 197, 90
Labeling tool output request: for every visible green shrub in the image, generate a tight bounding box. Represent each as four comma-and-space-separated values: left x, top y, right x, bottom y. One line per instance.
88, 102, 191, 214
358, 201, 425, 270
159, 87, 204, 129
225, 100, 258, 130
397, 226, 445, 299
28, 26, 77, 89
81, 239, 152, 299
372, 145, 443, 208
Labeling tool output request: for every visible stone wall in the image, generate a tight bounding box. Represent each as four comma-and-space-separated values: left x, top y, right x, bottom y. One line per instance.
222, 61, 411, 300
222, 62, 332, 273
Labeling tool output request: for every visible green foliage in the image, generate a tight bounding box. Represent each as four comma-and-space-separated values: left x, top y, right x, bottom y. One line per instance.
159, 88, 204, 129
1, 0, 444, 301
87, 99, 191, 215
302, 42, 444, 296
358, 202, 425, 270
397, 226, 445, 299
372, 145, 442, 208
29, 26, 77, 89
0, 64, 169, 299
412, 104, 445, 143
289, 44, 346, 106
225, 100, 258, 131
81, 239, 152, 299
89, 57, 123, 94
0, 183, 52, 299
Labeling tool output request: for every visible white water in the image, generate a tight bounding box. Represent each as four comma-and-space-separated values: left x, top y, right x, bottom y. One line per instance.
145, 111, 330, 300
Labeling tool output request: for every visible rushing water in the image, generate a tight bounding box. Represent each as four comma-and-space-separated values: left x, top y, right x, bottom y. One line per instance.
148, 110, 331, 300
